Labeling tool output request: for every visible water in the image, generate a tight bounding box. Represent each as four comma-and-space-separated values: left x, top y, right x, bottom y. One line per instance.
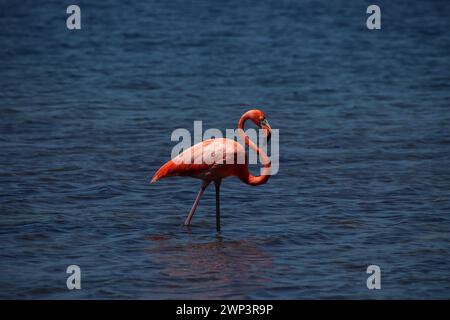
1, 0, 450, 299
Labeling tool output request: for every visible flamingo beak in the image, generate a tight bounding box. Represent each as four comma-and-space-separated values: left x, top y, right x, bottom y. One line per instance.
260, 119, 272, 142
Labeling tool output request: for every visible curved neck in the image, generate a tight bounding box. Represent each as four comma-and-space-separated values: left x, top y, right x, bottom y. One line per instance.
237, 112, 271, 186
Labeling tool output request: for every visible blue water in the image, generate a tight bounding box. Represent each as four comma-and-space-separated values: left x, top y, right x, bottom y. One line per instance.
1, 0, 450, 299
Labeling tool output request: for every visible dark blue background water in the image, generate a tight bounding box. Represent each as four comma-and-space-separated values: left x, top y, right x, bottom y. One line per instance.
1, 0, 450, 299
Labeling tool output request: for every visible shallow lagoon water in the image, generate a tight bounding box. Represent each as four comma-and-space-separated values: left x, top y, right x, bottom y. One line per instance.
1, 0, 450, 299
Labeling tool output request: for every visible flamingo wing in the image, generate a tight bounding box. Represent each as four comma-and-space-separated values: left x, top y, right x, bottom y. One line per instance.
151, 138, 245, 183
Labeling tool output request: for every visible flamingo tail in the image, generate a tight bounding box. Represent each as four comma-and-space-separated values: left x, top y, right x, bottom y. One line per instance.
151, 160, 176, 183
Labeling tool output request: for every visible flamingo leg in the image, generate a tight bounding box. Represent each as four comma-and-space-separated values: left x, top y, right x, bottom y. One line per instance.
184, 180, 210, 226
215, 179, 221, 232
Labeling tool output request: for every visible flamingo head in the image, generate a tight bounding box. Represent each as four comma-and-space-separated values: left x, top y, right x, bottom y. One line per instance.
246, 109, 272, 141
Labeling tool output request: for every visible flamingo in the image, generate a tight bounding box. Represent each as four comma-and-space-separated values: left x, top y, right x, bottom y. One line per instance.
151, 109, 272, 231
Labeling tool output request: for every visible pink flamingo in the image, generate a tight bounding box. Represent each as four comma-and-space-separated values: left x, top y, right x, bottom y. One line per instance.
151, 109, 272, 231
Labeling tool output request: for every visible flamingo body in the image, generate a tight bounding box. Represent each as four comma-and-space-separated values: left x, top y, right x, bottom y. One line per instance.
151, 138, 247, 183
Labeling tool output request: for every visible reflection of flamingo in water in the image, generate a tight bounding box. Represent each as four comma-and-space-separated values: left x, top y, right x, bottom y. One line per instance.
151, 109, 272, 231
145, 237, 273, 299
